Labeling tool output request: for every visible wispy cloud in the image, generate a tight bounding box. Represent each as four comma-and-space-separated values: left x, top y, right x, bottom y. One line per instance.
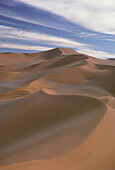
77, 32, 98, 39
1, 2, 115, 58
0, 12, 75, 33
103, 38, 115, 42
0, 43, 52, 51
78, 47, 115, 59
1, 42, 115, 59
15, 0, 115, 35
0, 26, 89, 48
1, 26, 115, 58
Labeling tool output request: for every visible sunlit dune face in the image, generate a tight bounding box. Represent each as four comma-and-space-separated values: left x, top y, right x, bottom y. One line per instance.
42, 88, 58, 95
0, 48, 115, 170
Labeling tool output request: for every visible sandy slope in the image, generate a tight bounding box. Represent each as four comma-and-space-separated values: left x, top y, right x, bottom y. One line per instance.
0, 48, 115, 170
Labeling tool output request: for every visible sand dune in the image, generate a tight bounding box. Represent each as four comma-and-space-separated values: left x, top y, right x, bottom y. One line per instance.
0, 48, 115, 170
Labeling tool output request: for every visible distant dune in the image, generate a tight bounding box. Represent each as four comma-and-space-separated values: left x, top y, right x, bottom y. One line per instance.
0, 48, 115, 170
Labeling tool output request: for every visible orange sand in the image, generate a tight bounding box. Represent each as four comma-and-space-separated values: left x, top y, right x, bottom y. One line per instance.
0, 48, 115, 170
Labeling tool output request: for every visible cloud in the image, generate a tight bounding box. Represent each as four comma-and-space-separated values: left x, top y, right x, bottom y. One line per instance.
78, 47, 115, 59
0, 26, 89, 48
103, 38, 115, 42
15, 0, 115, 35
0, 43, 52, 51
77, 32, 98, 39
0, 12, 75, 33
1, 27, 115, 59
1, 42, 115, 59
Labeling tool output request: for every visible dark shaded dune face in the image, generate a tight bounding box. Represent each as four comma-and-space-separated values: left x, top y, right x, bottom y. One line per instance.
106, 58, 115, 61
15, 61, 46, 72
95, 64, 115, 70
0, 91, 106, 165
48, 54, 88, 68
0, 48, 115, 169
39, 48, 62, 59
23, 53, 31, 56
0, 52, 12, 54
59, 48, 77, 54
93, 64, 115, 96
0, 65, 7, 69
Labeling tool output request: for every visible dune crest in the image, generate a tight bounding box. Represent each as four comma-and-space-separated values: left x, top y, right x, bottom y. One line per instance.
0, 48, 115, 170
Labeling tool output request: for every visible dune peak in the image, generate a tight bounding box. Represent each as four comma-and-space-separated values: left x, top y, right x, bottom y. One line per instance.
0, 47, 115, 170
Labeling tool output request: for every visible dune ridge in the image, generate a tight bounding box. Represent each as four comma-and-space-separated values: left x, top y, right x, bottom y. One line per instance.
0, 48, 115, 170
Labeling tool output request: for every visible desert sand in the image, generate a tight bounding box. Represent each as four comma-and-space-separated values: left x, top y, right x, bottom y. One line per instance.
0, 48, 115, 170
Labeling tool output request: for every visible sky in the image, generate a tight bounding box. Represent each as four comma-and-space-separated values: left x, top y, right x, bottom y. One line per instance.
0, 0, 115, 58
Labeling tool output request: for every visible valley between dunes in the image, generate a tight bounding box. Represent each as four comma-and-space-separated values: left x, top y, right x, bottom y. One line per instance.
0, 48, 115, 170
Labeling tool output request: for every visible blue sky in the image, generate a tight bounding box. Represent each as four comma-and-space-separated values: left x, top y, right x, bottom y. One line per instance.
0, 0, 115, 58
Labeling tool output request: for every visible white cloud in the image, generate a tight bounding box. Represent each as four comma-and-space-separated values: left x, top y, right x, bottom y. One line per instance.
0, 12, 74, 33
78, 47, 115, 59
0, 26, 89, 48
15, 0, 115, 35
104, 38, 115, 42
1, 26, 115, 58
77, 32, 98, 38
1, 42, 115, 59
0, 43, 52, 51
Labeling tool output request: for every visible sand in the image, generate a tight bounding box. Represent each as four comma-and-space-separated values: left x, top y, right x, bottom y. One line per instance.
0, 48, 115, 170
